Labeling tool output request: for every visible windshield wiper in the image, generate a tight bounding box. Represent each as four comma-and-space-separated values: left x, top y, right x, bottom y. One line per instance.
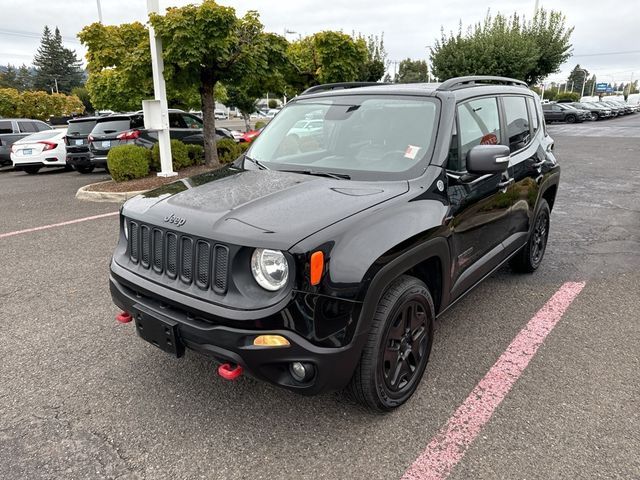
282, 169, 350, 180
244, 155, 269, 170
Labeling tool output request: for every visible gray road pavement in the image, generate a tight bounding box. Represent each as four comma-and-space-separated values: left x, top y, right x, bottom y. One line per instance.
0, 114, 638, 479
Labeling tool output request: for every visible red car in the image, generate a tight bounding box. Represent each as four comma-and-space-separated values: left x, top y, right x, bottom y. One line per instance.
238, 127, 263, 143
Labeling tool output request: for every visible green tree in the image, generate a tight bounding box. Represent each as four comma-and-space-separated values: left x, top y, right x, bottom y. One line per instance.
567, 65, 589, 95
71, 86, 93, 113
0, 88, 21, 117
431, 9, 573, 85
287, 31, 369, 91
33, 26, 84, 94
355, 33, 387, 82
0, 65, 18, 89
149, 1, 285, 167
396, 58, 429, 83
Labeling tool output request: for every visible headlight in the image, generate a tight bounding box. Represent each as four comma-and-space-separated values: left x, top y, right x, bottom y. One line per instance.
123, 219, 129, 240
251, 248, 288, 291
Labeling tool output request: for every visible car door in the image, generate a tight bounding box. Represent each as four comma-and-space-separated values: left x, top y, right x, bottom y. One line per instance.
168, 112, 189, 141
446, 96, 516, 300
180, 113, 204, 145
500, 95, 543, 255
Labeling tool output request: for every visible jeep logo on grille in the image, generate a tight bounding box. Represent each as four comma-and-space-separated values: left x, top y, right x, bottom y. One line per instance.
164, 214, 186, 227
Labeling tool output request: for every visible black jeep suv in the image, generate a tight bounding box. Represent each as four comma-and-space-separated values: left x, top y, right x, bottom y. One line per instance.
110, 76, 560, 411
66, 116, 100, 173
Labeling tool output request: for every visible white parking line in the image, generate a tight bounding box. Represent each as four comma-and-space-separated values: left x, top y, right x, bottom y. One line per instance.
0, 212, 119, 240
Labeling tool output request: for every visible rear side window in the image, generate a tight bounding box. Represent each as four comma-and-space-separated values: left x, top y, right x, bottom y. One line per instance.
502, 96, 530, 153
0, 121, 13, 134
526, 97, 539, 132
182, 114, 202, 129
68, 120, 96, 135
92, 119, 132, 134
169, 113, 187, 128
34, 121, 51, 132
449, 97, 501, 171
18, 121, 38, 133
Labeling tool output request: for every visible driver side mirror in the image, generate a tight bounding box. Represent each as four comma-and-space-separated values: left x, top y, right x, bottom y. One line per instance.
466, 144, 510, 175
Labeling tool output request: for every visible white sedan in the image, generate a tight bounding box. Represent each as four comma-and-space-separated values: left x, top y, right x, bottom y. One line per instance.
11, 128, 68, 174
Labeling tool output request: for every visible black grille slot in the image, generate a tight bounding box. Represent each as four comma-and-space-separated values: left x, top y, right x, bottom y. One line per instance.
213, 245, 229, 293
129, 222, 139, 263
152, 229, 163, 273
180, 237, 193, 283
195, 241, 210, 289
166, 232, 178, 278
140, 225, 150, 268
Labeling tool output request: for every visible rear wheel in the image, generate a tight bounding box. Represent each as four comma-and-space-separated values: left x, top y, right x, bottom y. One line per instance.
566, 114, 576, 123
348, 275, 434, 412
590, 113, 598, 121
23, 166, 40, 175
510, 199, 551, 273
76, 165, 95, 174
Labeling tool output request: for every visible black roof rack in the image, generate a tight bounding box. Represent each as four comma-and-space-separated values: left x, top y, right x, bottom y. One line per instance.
300, 82, 390, 95
437, 76, 528, 91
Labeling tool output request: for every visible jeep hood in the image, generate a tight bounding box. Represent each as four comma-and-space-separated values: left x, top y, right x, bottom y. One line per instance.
122, 166, 408, 249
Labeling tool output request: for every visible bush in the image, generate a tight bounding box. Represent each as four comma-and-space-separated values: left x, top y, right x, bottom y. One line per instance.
268, 99, 278, 109
107, 144, 151, 182
216, 138, 250, 164
186, 144, 204, 165
254, 120, 266, 130
555, 92, 580, 102
151, 139, 191, 171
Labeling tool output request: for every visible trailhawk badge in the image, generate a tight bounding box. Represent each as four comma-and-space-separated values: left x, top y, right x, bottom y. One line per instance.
164, 214, 186, 227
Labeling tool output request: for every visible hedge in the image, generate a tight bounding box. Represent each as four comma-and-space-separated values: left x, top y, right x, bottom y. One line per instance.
107, 144, 151, 182
217, 138, 250, 164
151, 139, 191, 171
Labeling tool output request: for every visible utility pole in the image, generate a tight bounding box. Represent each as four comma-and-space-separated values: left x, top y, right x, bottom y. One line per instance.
96, 0, 103, 23
147, 0, 175, 177
579, 69, 588, 99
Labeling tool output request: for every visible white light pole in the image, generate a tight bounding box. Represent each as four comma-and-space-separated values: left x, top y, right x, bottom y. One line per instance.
579, 68, 588, 99
96, 0, 103, 23
146, 0, 175, 177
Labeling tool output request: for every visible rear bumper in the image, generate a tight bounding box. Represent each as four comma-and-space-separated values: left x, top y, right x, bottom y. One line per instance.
67, 152, 92, 168
91, 156, 108, 168
109, 272, 364, 395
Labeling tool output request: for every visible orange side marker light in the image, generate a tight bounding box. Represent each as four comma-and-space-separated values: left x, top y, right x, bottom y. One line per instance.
310, 251, 324, 286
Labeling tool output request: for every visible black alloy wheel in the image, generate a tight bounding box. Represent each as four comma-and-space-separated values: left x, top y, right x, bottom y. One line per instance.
510, 199, 551, 273
566, 114, 576, 123
348, 275, 434, 411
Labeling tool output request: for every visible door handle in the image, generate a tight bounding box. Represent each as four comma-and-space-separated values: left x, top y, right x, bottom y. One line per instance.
497, 178, 514, 191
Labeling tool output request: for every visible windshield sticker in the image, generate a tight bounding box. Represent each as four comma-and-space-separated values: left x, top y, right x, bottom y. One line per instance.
404, 145, 421, 159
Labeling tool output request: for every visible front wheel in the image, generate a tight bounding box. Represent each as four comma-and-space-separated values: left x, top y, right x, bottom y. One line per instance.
347, 275, 435, 412
510, 199, 551, 273
566, 115, 576, 123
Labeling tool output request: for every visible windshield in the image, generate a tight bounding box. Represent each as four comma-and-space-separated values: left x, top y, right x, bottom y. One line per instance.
247, 95, 439, 180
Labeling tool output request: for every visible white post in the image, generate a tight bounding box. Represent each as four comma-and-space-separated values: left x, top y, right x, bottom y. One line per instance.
541, 83, 545, 100
580, 69, 587, 99
147, 0, 176, 177
96, 0, 103, 23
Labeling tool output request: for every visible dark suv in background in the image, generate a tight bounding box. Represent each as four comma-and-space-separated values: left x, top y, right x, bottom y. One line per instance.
542, 103, 591, 123
88, 110, 235, 170
110, 76, 560, 411
0, 118, 52, 166
66, 117, 99, 173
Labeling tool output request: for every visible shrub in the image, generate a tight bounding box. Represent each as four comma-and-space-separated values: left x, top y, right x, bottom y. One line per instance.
254, 120, 266, 130
186, 144, 204, 165
268, 99, 278, 109
151, 139, 191, 171
107, 144, 151, 182
216, 138, 250, 164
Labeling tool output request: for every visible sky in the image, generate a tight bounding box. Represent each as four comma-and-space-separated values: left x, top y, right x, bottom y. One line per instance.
0, 0, 638, 86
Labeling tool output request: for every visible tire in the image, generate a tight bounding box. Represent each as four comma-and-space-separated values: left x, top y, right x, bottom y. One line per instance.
510, 199, 551, 273
24, 166, 40, 175
76, 165, 95, 174
347, 275, 435, 412
590, 113, 598, 121
565, 114, 576, 123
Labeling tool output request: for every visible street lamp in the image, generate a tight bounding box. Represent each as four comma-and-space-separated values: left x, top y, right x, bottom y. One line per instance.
578, 68, 588, 99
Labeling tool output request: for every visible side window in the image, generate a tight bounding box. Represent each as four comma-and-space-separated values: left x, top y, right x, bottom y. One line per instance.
0, 121, 13, 134
168, 113, 187, 129
182, 114, 202, 129
449, 97, 501, 171
35, 121, 51, 132
502, 96, 530, 153
18, 121, 38, 133
527, 97, 539, 132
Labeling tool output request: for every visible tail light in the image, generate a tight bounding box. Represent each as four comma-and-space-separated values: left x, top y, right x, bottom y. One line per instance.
116, 130, 140, 140
38, 141, 57, 151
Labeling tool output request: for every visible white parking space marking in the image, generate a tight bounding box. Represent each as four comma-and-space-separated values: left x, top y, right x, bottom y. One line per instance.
0, 212, 118, 240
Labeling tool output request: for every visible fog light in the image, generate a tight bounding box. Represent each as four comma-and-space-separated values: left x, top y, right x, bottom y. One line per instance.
253, 335, 290, 347
290, 362, 314, 382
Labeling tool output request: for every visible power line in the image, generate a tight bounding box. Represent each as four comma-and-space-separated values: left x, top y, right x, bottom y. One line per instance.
0, 28, 82, 45
572, 50, 640, 58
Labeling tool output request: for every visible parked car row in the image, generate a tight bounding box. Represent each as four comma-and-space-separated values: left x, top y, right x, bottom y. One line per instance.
542, 99, 638, 124
3, 109, 238, 175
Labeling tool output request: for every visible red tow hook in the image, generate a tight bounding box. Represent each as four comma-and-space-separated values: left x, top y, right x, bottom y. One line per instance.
116, 311, 132, 323
218, 363, 243, 380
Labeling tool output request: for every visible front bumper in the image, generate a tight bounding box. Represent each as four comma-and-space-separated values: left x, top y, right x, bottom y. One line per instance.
109, 272, 364, 395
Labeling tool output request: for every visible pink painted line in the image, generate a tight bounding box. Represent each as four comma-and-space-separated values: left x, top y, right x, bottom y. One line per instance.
402, 281, 586, 480
0, 211, 118, 240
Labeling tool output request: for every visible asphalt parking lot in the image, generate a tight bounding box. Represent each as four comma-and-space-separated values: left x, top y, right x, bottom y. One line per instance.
0, 114, 638, 480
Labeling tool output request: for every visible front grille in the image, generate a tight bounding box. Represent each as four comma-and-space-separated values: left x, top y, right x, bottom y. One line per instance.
127, 220, 229, 294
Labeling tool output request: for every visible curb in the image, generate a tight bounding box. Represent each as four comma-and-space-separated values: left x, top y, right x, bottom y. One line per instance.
76, 181, 148, 203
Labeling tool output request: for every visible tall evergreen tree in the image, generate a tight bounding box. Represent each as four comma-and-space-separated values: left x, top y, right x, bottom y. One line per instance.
33, 26, 83, 94
567, 64, 589, 94
0, 65, 18, 89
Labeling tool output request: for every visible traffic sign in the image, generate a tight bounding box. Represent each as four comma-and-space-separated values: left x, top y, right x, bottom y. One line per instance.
595, 83, 608, 92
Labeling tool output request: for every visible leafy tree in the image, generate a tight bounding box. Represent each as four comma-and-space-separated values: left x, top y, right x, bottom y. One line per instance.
396, 58, 429, 83
555, 91, 579, 101
431, 8, 573, 85
355, 33, 387, 82
150, 1, 285, 167
71, 86, 93, 113
287, 31, 369, 91
0, 65, 18, 89
0, 88, 21, 117
567, 65, 589, 94
33, 26, 84, 94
